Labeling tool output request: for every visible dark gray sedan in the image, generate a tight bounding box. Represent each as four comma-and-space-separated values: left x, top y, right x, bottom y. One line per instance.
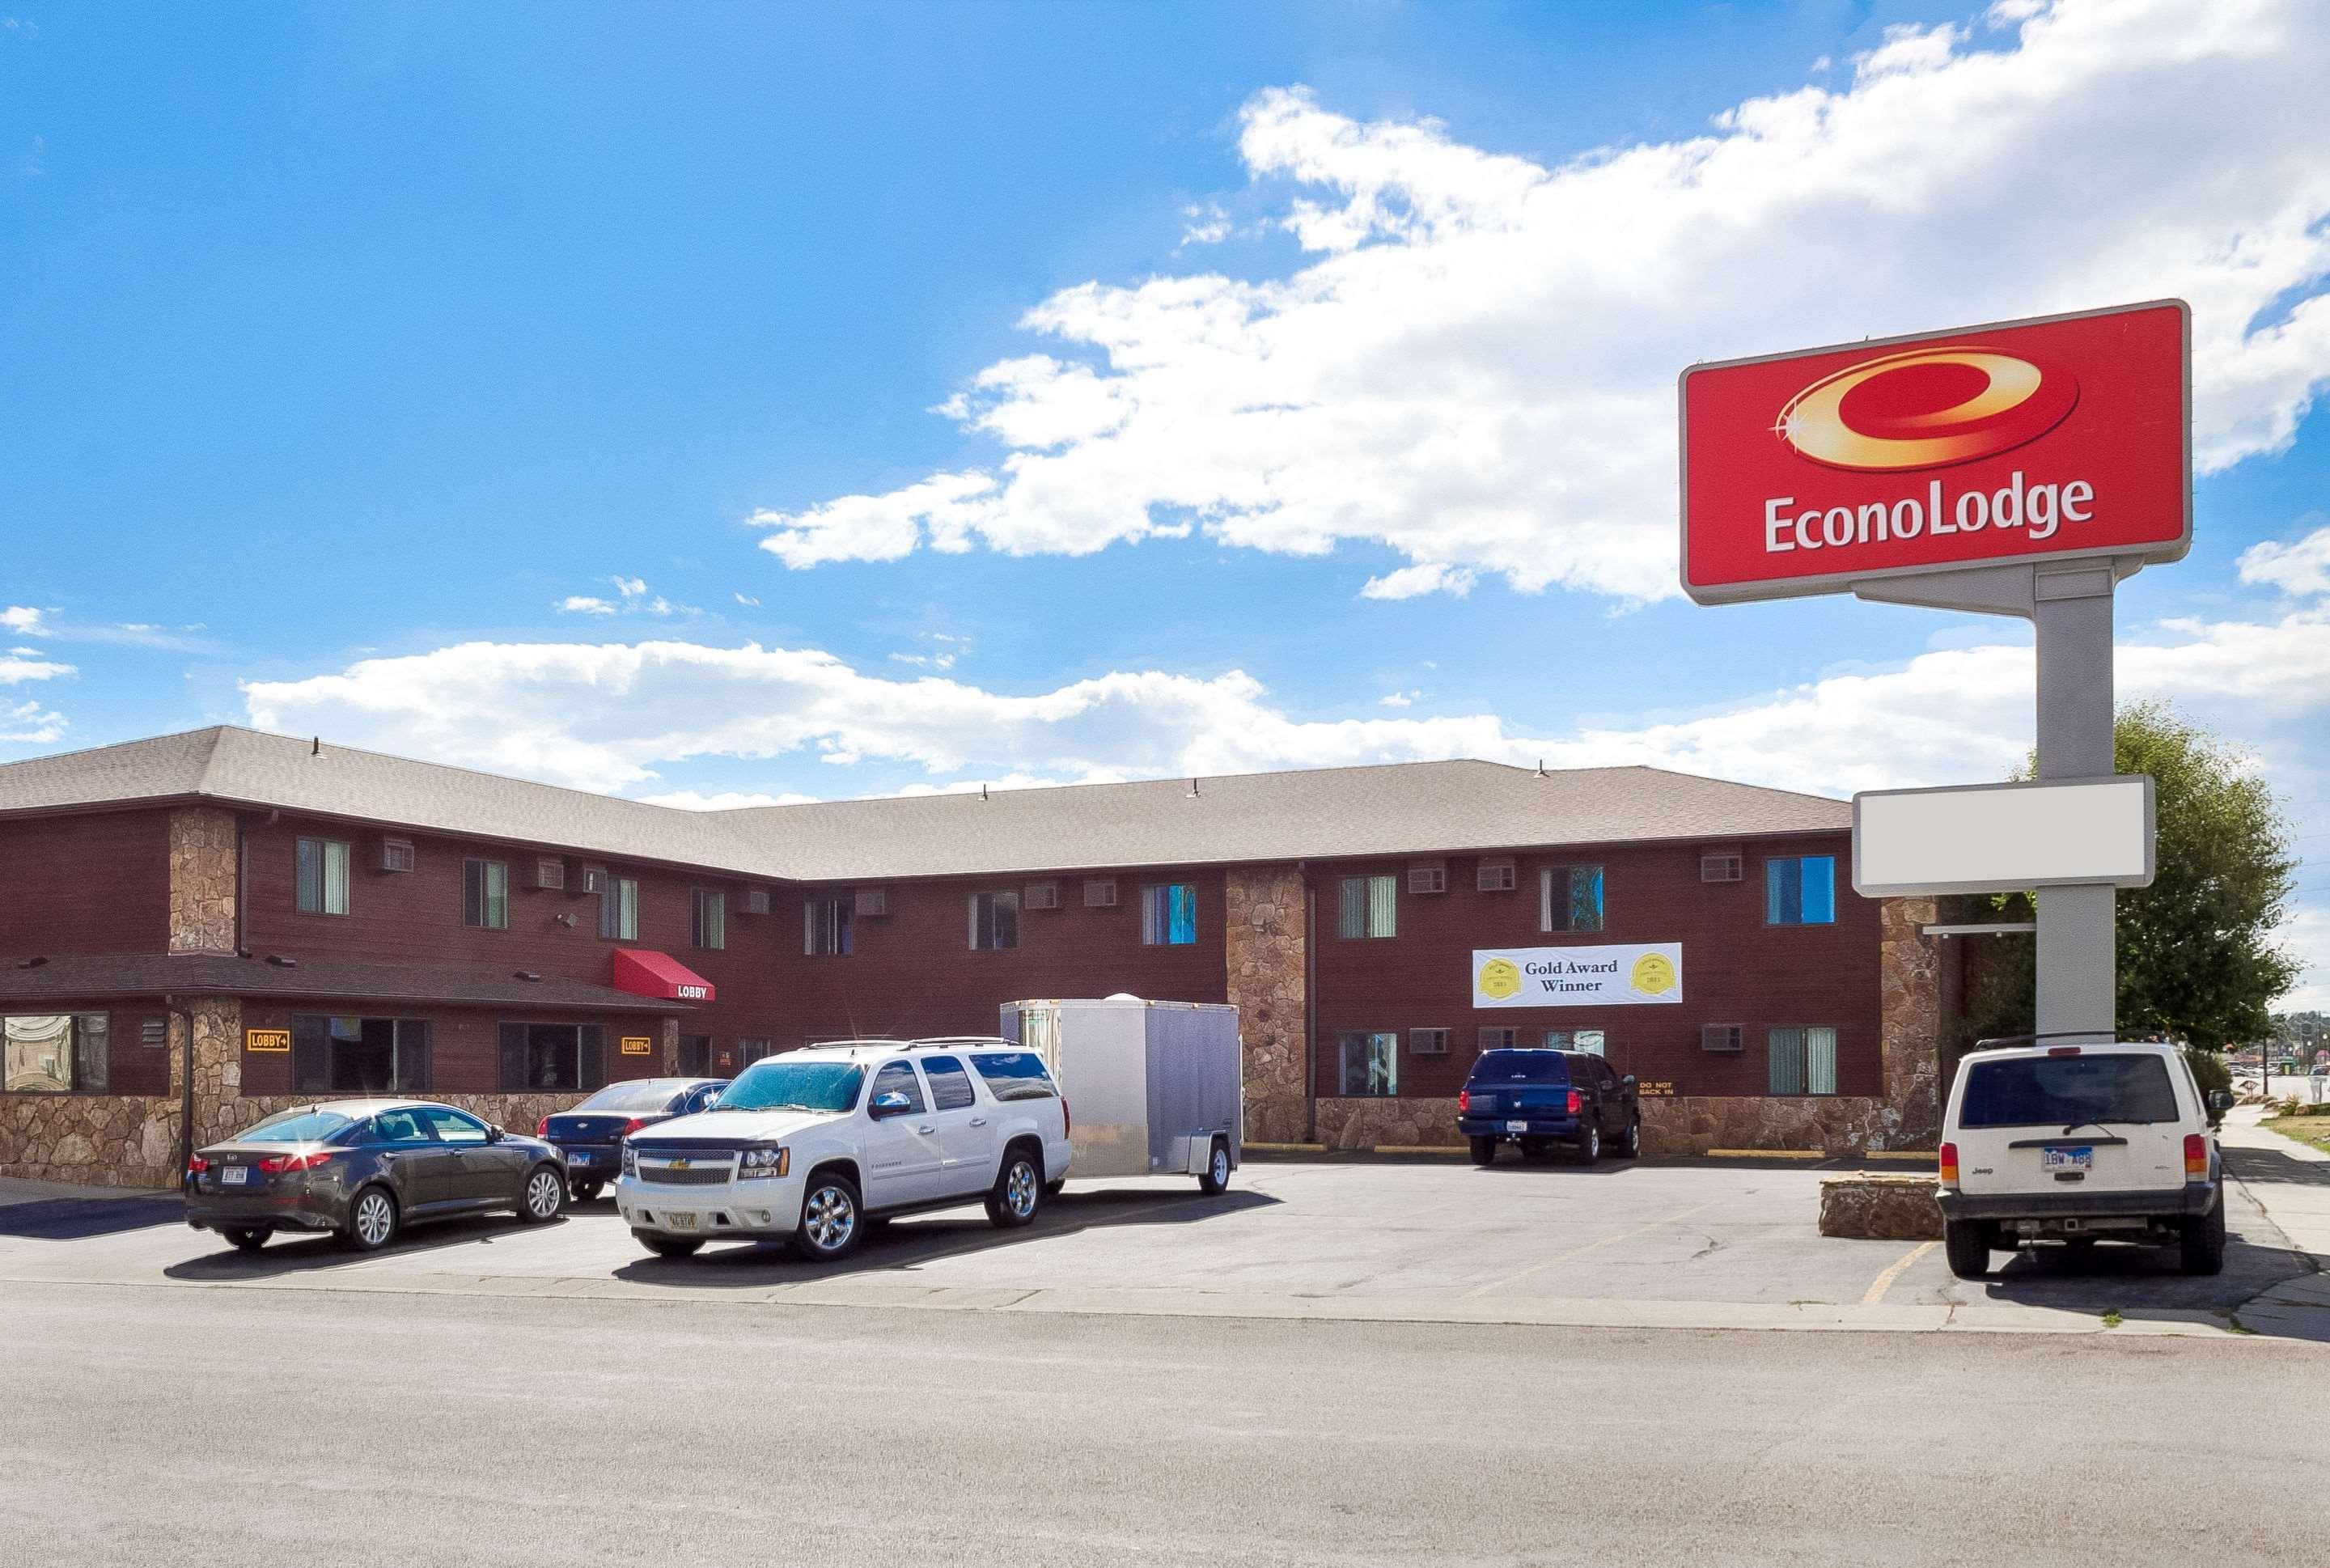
184, 1100, 567, 1253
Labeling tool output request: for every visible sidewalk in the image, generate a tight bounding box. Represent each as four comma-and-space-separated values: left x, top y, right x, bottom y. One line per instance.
0, 1175, 173, 1208
2218, 1107, 2330, 1337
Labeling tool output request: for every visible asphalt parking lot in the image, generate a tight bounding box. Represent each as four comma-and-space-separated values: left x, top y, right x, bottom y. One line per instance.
2, 1141, 2319, 1337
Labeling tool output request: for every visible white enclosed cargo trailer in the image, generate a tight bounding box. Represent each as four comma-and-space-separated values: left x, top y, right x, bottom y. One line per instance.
998, 995, 1242, 1193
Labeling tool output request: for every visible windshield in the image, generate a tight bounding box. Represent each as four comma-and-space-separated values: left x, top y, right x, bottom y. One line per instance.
714, 1058, 866, 1113
1959, 1053, 2181, 1129
235, 1108, 358, 1145
574, 1080, 685, 1114
1468, 1050, 1569, 1084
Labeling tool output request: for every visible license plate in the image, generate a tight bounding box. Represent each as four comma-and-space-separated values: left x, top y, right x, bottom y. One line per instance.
568, 1151, 591, 1165
222, 1167, 249, 1186
1506, 1120, 1529, 1134
663, 1211, 701, 1231
2041, 1146, 2094, 1172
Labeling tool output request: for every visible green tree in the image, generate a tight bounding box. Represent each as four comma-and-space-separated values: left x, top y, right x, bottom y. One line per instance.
1961, 701, 2299, 1048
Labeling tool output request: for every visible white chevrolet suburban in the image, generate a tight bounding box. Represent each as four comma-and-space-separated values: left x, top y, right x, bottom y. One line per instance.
1936, 1036, 2235, 1280
613, 1040, 1074, 1261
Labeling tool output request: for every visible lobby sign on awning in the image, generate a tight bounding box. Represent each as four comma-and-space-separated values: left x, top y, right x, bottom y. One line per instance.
1472, 943, 1682, 1010
1679, 300, 2189, 605
612, 949, 715, 1004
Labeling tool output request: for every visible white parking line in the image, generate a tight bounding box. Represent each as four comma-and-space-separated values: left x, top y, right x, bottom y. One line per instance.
1860, 1240, 1938, 1306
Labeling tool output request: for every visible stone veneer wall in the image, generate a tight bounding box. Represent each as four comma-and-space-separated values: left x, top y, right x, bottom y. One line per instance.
167, 805, 239, 954
1225, 866, 1309, 1143
0, 1095, 183, 1189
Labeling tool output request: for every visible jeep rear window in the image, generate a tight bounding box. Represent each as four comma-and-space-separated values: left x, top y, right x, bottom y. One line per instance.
1958, 1053, 2181, 1129
1469, 1050, 1570, 1083
971, 1052, 1057, 1100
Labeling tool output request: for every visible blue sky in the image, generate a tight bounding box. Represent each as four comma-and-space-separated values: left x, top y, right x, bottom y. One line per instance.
4, 0, 2328, 1006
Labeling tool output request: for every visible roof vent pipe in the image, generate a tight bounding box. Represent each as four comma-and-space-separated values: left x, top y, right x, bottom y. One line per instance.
1536, 758, 1547, 777
311, 736, 320, 756
981, 782, 989, 801
1188, 778, 1200, 797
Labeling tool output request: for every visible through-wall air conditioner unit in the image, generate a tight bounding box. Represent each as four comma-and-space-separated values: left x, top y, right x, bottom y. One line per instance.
1700, 852, 1743, 884
571, 864, 607, 898
1701, 1023, 1745, 1053
739, 886, 773, 916
1475, 857, 1515, 892
855, 888, 889, 919
378, 837, 415, 874
1407, 860, 1447, 895
528, 857, 566, 892
1409, 1028, 1449, 1056
1025, 880, 1059, 911
1083, 878, 1117, 908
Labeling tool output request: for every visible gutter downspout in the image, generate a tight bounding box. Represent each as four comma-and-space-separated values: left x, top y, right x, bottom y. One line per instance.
1300, 864, 1317, 1144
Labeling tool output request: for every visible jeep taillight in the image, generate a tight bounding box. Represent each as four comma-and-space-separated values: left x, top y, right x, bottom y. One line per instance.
2184, 1133, 2207, 1179
1938, 1142, 1959, 1188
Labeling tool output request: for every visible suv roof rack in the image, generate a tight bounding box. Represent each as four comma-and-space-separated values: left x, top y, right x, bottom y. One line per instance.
907, 1035, 1016, 1050
1968, 1029, 2121, 1051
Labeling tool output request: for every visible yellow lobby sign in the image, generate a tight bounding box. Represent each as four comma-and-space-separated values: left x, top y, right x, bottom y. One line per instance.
620, 1036, 654, 1056
245, 1028, 291, 1053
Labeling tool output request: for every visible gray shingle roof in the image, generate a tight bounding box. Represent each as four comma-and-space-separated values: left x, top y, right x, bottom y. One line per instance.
0, 726, 1847, 882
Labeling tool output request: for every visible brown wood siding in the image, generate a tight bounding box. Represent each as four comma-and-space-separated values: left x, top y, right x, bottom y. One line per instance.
0, 809, 172, 957
1311, 833, 1881, 1101
238, 1000, 679, 1098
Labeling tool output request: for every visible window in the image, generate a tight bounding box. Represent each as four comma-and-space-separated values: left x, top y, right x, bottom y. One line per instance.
1142, 883, 1198, 946
972, 1050, 1057, 1100
496, 1022, 605, 1092
1476, 858, 1516, 892
1765, 855, 1836, 926
422, 1106, 491, 1146
1768, 1026, 1839, 1095
1540, 864, 1605, 933
1477, 1027, 1519, 1051
1410, 1028, 1449, 1056
693, 888, 726, 951
804, 896, 853, 956
735, 1037, 775, 1066
368, 1108, 430, 1144
463, 858, 509, 930
1545, 1029, 1607, 1056
680, 1034, 713, 1075
922, 1054, 978, 1111
1959, 1053, 2181, 1129
290, 1015, 430, 1094
2, 1013, 107, 1093
599, 876, 639, 941
970, 890, 1020, 951
869, 1060, 927, 1113
1337, 875, 1396, 939
1338, 1032, 1399, 1095
295, 837, 351, 916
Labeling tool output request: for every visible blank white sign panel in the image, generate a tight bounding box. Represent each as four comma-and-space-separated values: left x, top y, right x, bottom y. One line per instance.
1853, 776, 2154, 896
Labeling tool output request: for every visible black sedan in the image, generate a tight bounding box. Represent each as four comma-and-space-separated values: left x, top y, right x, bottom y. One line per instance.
185, 1100, 568, 1253
537, 1077, 727, 1200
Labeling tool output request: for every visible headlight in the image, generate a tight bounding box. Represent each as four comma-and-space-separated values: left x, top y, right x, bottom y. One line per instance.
621, 1145, 638, 1177
738, 1146, 790, 1179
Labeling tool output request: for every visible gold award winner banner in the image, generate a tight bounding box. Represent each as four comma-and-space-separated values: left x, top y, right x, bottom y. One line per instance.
1472, 943, 1683, 1009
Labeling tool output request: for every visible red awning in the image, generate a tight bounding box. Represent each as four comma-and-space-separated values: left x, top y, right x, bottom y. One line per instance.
612, 949, 716, 1004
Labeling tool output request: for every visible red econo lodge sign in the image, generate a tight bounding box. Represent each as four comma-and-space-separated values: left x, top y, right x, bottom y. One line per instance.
1680, 300, 2190, 604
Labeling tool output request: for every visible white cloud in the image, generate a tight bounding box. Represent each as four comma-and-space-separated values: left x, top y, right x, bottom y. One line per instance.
743, 0, 2330, 600
559, 596, 617, 615
2, 606, 52, 635
636, 787, 819, 810
0, 698, 65, 745
1379, 690, 1421, 708
733, 592, 761, 607
2239, 520, 2330, 596
1180, 202, 1232, 245
1361, 563, 1476, 600
612, 577, 648, 600
0, 650, 73, 686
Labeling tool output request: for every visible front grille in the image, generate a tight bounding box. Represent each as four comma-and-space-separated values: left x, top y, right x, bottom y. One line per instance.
641, 1163, 731, 1185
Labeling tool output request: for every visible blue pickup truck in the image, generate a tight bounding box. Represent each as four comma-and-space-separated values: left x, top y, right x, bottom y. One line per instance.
1459, 1048, 1641, 1165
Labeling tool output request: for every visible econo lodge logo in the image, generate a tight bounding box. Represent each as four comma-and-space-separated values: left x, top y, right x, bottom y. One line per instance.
1773, 346, 2078, 473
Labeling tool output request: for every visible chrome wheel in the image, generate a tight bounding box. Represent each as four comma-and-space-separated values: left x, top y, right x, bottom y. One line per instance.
803, 1184, 856, 1252
1005, 1159, 1039, 1218
525, 1168, 563, 1219
353, 1190, 395, 1248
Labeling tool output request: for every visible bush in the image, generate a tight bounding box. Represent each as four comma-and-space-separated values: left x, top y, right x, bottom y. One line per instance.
2184, 1047, 2233, 1104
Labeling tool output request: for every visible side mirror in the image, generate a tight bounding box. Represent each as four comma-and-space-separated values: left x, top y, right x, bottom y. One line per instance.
2208, 1090, 2235, 1113
488, 1124, 506, 1142
870, 1090, 912, 1119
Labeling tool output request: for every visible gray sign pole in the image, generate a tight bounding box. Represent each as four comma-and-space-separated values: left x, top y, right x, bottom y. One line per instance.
1856, 557, 2133, 1040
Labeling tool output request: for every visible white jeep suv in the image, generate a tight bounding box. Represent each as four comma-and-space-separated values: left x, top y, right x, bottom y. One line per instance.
613, 1040, 1074, 1261
1937, 1036, 2235, 1279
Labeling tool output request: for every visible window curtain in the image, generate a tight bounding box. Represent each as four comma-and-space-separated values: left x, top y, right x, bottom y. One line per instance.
323, 841, 350, 914
1338, 878, 1366, 939
1367, 875, 1396, 939
296, 839, 322, 913
1769, 1028, 1808, 1095
1806, 1027, 1838, 1095
1169, 883, 1196, 944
